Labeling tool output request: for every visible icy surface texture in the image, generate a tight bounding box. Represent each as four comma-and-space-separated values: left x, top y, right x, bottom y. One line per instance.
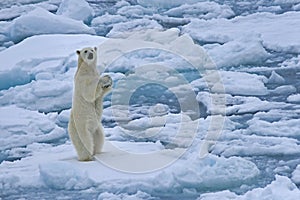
0, 0, 300, 199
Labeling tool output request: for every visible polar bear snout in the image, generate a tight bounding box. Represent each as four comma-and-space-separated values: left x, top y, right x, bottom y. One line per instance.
87, 52, 94, 60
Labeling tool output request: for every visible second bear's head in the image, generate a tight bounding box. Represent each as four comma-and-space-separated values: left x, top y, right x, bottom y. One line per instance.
76, 47, 97, 66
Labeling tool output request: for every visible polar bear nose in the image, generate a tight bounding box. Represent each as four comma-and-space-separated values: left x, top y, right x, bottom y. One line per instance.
88, 52, 94, 59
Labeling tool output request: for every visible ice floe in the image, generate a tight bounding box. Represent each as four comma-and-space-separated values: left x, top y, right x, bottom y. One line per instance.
56, 0, 94, 24
9, 7, 95, 43
199, 175, 300, 200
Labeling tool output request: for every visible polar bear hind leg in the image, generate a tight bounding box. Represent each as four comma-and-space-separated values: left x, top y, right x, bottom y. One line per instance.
93, 125, 104, 154
68, 115, 93, 161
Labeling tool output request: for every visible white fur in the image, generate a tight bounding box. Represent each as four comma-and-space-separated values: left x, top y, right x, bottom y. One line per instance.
68, 47, 112, 161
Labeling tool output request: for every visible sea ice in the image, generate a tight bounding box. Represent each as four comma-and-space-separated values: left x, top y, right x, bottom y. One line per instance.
98, 191, 155, 200
210, 71, 268, 96
91, 13, 127, 35
0, 105, 66, 151
268, 71, 285, 84
0, 3, 299, 198
247, 117, 300, 137
287, 94, 300, 103
205, 36, 270, 68
164, 2, 235, 19
117, 5, 153, 18
271, 85, 297, 95
107, 19, 163, 38
0, 1, 58, 21
183, 12, 300, 53
292, 164, 300, 185
39, 161, 95, 190
0, 34, 104, 86
9, 7, 95, 43
56, 0, 94, 24
199, 175, 300, 200
212, 129, 300, 157
137, 0, 200, 9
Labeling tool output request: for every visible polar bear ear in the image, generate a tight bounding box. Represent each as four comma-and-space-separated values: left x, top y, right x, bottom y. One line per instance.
76, 50, 80, 55
94, 47, 97, 51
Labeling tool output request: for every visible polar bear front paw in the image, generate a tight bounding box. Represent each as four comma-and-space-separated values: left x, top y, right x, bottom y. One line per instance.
100, 75, 113, 89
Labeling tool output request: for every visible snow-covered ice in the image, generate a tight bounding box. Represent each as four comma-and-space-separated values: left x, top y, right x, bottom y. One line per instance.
56, 0, 94, 24
163, 2, 235, 19
199, 175, 300, 200
9, 7, 95, 43
0, 0, 300, 199
183, 12, 300, 53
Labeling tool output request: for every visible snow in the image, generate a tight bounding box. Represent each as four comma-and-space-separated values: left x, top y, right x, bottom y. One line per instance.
39, 161, 95, 190
98, 191, 154, 200
287, 94, 300, 103
0, 0, 300, 199
0, 34, 104, 87
199, 175, 300, 200
56, 0, 94, 24
117, 5, 153, 18
0, 105, 66, 151
268, 71, 285, 84
0, 140, 259, 194
91, 13, 127, 35
271, 85, 297, 95
164, 2, 235, 19
292, 165, 300, 185
204, 35, 270, 68
183, 12, 300, 53
0, 1, 58, 21
137, 0, 201, 9
107, 19, 163, 38
9, 7, 95, 43
247, 117, 300, 137
211, 71, 268, 96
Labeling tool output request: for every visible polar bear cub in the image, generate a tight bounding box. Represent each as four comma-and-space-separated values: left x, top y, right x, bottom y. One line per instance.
68, 47, 112, 161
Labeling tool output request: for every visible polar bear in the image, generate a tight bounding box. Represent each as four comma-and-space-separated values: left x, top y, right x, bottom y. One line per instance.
68, 47, 112, 161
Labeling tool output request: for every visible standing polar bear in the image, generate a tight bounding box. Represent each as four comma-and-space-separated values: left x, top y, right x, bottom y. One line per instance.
68, 47, 112, 161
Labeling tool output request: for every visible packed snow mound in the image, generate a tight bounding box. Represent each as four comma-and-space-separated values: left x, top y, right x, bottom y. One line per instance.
9, 7, 95, 43
199, 175, 300, 200
56, 0, 94, 24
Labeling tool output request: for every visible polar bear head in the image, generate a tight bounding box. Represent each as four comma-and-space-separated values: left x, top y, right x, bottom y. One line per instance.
76, 47, 97, 66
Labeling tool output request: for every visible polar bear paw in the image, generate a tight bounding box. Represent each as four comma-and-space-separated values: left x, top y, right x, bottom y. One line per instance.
100, 75, 113, 89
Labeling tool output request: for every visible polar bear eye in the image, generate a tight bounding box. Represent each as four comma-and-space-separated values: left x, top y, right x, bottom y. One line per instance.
84, 50, 88, 54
